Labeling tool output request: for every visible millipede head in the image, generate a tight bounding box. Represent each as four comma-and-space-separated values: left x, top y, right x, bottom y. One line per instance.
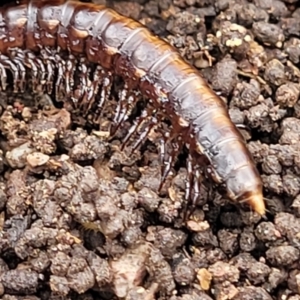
225, 166, 265, 216
237, 189, 265, 216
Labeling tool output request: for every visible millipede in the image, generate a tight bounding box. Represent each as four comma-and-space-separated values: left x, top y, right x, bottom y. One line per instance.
0, 0, 265, 216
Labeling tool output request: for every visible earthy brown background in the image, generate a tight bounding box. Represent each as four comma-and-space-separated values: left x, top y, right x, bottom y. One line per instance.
0, 0, 300, 299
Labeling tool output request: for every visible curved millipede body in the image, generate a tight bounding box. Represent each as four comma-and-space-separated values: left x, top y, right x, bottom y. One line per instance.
0, 0, 265, 215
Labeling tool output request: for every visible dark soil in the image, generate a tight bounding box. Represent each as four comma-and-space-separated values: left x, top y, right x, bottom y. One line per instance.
0, 0, 300, 299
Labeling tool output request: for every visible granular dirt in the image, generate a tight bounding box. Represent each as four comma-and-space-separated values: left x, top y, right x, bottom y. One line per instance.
0, 0, 300, 299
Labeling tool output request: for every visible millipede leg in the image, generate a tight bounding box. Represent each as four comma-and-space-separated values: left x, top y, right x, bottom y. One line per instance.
98, 73, 113, 110
159, 133, 167, 167
183, 155, 203, 220
54, 56, 65, 101
86, 65, 103, 111
120, 108, 149, 150
24, 51, 40, 91
158, 133, 181, 192
77, 57, 96, 110
112, 83, 145, 137
40, 47, 55, 94
72, 57, 88, 107
183, 159, 193, 221
12, 49, 48, 93
11, 59, 26, 92
191, 169, 201, 208
7, 49, 25, 92
158, 135, 167, 192
0, 54, 20, 93
185, 153, 194, 202
111, 84, 134, 135
131, 114, 158, 151
0, 63, 7, 91
34, 57, 46, 92
114, 84, 128, 122
159, 155, 172, 192
93, 72, 113, 124
65, 54, 76, 97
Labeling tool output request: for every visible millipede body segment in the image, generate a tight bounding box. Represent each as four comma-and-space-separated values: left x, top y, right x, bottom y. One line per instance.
0, 0, 265, 215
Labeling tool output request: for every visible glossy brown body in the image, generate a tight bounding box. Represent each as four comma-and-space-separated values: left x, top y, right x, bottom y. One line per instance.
0, 0, 265, 214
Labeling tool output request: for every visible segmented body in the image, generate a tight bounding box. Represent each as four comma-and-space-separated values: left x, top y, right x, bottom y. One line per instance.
0, 0, 265, 215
